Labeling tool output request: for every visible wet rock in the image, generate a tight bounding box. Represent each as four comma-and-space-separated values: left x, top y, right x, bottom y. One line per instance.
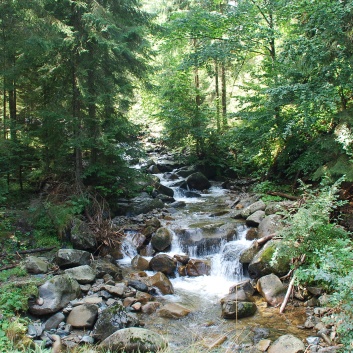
125, 195, 165, 216
103, 283, 126, 297
229, 280, 256, 297
246, 228, 259, 241
148, 165, 160, 174
149, 254, 176, 276
257, 214, 282, 238
91, 258, 123, 280
221, 290, 254, 304
265, 201, 294, 216
241, 200, 266, 218
306, 337, 320, 345
147, 272, 174, 295
248, 240, 290, 278
44, 312, 65, 330
135, 291, 153, 304
25, 256, 48, 274
70, 218, 97, 251
67, 304, 98, 328
186, 259, 211, 276
153, 182, 174, 197
142, 302, 161, 314
176, 166, 198, 178
240, 242, 260, 264
256, 274, 285, 306
246, 210, 266, 227
174, 254, 190, 265
64, 265, 96, 284
267, 334, 305, 353
127, 233, 146, 251
92, 302, 140, 341
127, 280, 149, 293
151, 227, 173, 251
131, 255, 150, 271
221, 301, 257, 319
99, 327, 168, 353
158, 303, 191, 318
185, 172, 211, 191
169, 201, 186, 208
27, 322, 44, 338
56, 249, 91, 269
29, 274, 81, 315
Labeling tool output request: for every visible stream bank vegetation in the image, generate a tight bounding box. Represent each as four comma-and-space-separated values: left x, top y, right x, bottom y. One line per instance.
1, 0, 353, 352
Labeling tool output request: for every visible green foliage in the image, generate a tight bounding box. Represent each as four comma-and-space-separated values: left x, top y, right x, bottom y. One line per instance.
0, 267, 27, 283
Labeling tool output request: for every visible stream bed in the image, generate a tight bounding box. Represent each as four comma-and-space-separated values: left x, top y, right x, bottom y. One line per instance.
118, 173, 307, 352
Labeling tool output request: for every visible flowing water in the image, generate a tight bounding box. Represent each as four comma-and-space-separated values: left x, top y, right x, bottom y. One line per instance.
119, 172, 307, 351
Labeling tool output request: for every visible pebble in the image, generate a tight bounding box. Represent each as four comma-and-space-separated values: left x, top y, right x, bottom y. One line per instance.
306, 336, 321, 345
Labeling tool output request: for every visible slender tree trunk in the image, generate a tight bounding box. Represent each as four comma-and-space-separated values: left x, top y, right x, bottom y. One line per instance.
215, 60, 221, 132
221, 62, 227, 129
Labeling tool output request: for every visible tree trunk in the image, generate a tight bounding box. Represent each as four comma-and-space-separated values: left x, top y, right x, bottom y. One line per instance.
221, 62, 227, 129
215, 60, 221, 132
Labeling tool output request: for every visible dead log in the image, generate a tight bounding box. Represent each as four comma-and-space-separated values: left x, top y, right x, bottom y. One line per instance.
255, 234, 275, 247
267, 191, 300, 201
0, 264, 17, 271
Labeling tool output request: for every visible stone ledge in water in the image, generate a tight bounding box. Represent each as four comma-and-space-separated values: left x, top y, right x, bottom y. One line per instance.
99, 327, 168, 353
158, 303, 191, 319
221, 301, 257, 319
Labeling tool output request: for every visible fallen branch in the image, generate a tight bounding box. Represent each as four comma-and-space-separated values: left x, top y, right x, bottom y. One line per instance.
267, 191, 300, 201
0, 264, 17, 271
0, 246, 56, 259
280, 274, 296, 314
255, 234, 275, 247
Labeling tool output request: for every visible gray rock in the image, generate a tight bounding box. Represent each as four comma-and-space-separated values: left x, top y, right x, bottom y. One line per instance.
127, 280, 149, 293
125, 195, 165, 216
268, 334, 305, 353
241, 201, 266, 218
248, 240, 290, 279
29, 274, 81, 315
93, 303, 140, 341
185, 172, 211, 190
256, 273, 285, 306
91, 258, 123, 279
257, 214, 282, 238
265, 201, 294, 215
99, 327, 168, 353
158, 303, 191, 319
25, 256, 48, 274
306, 337, 320, 345
222, 301, 257, 319
153, 182, 174, 197
56, 249, 91, 269
44, 312, 66, 330
151, 227, 173, 251
66, 304, 98, 328
64, 265, 96, 284
240, 242, 260, 264
149, 254, 176, 276
246, 210, 266, 227
70, 219, 97, 251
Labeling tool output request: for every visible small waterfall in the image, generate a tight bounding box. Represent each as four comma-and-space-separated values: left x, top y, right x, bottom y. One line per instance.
118, 232, 138, 265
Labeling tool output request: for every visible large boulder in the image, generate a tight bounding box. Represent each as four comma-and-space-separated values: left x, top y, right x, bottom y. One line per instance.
257, 215, 282, 238
153, 182, 174, 197
91, 258, 123, 280
131, 255, 150, 271
70, 219, 97, 251
222, 281, 255, 303
268, 334, 305, 353
149, 254, 176, 276
99, 327, 168, 353
29, 274, 81, 315
64, 265, 96, 284
248, 240, 290, 279
56, 249, 91, 269
246, 210, 265, 227
66, 304, 98, 328
240, 242, 260, 264
265, 201, 295, 216
147, 272, 174, 295
92, 303, 140, 341
24, 256, 48, 274
222, 301, 257, 319
158, 303, 191, 319
125, 195, 165, 216
241, 201, 266, 218
185, 172, 211, 191
151, 227, 173, 251
186, 259, 211, 276
256, 274, 286, 306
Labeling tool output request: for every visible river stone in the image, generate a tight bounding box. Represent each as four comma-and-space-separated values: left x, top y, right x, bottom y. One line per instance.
99, 327, 168, 353
126, 195, 165, 216
70, 218, 97, 251
186, 259, 211, 276
149, 254, 176, 276
44, 312, 66, 330
229, 280, 255, 297
64, 265, 96, 284
158, 303, 191, 318
256, 274, 286, 306
241, 200, 266, 218
148, 165, 160, 174
135, 291, 153, 304
153, 182, 174, 197
142, 302, 161, 314
25, 256, 48, 274
92, 303, 140, 341
267, 334, 305, 353
127, 232, 146, 251
104, 283, 126, 297
147, 272, 174, 295
29, 274, 81, 315
185, 172, 211, 190
240, 242, 260, 264
221, 301, 257, 319
131, 255, 150, 271
176, 166, 198, 178
246, 228, 259, 240
248, 240, 290, 278
91, 258, 123, 280
265, 201, 294, 215
67, 303, 98, 328
257, 215, 282, 238
151, 227, 173, 251
246, 210, 266, 227
127, 280, 149, 293
221, 289, 254, 304
56, 249, 91, 269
